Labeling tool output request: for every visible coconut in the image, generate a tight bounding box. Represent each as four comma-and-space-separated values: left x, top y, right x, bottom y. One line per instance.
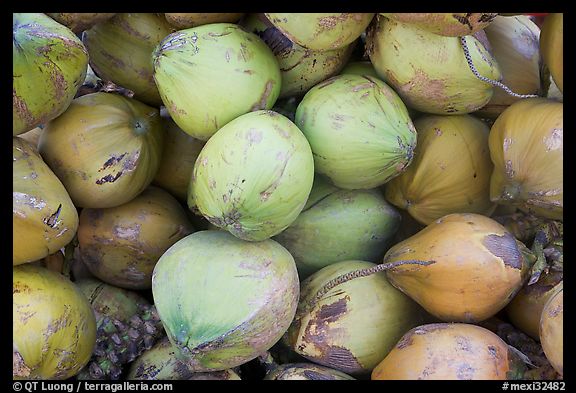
152, 23, 282, 141
381, 13, 498, 36
38, 92, 164, 209
264, 13, 374, 51
152, 114, 205, 201
189, 110, 314, 241
151, 230, 300, 371
241, 13, 356, 99
13, 137, 78, 265
477, 15, 543, 119
46, 13, 116, 33
13, 13, 88, 135
164, 13, 244, 29
340, 61, 379, 78
539, 288, 563, 376
540, 13, 563, 93
367, 15, 501, 115
82, 13, 175, 106
488, 98, 562, 221
264, 363, 355, 380
274, 176, 401, 278
385, 114, 495, 225
13, 264, 96, 380
295, 74, 416, 189
127, 337, 241, 380
371, 323, 524, 380
285, 260, 427, 375
78, 186, 195, 289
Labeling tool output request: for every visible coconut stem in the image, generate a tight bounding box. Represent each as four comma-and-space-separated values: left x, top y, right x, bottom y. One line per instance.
309, 259, 435, 308
460, 36, 539, 99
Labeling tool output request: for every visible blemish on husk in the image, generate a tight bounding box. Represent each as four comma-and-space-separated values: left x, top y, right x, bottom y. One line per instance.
95, 171, 123, 185
13, 350, 31, 378
323, 346, 362, 373
482, 232, 523, 269
316, 298, 348, 323
250, 80, 274, 111
544, 129, 562, 151
99, 153, 127, 172
43, 204, 62, 228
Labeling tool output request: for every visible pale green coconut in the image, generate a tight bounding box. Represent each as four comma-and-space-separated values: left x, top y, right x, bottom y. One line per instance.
189, 110, 314, 241
274, 176, 401, 278
284, 260, 427, 375
152, 23, 282, 141
151, 230, 300, 371
264, 13, 374, 51
367, 15, 501, 115
295, 74, 416, 189
13, 13, 89, 135
241, 13, 356, 99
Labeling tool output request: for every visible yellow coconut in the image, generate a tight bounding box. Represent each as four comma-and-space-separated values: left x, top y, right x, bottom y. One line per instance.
385, 114, 495, 225
488, 98, 562, 220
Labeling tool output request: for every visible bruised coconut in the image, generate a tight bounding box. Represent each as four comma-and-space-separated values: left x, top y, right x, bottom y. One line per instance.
241, 14, 356, 99
264, 13, 374, 51
264, 363, 355, 380
539, 288, 563, 376
295, 74, 416, 189
381, 13, 497, 37
78, 186, 195, 289
488, 98, 563, 221
152, 23, 282, 141
13, 13, 88, 135
13, 264, 96, 380
38, 92, 164, 209
385, 114, 495, 225
540, 14, 563, 93
285, 260, 427, 375
152, 113, 205, 201
367, 15, 501, 115
152, 230, 300, 371
189, 110, 314, 242
274, 175, 401, 278
13, 137, 78, 265
371, 323, 524, 380
82, 13, 175, 107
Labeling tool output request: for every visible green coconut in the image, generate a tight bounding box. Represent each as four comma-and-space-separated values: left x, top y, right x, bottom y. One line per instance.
152, 23, 282, 141
189, 110, 314, 241
295, 74, 417, 189
83, 13, 175, 106
367, 15, 501, 115
264, 13, 375, 51
151, 230, 300, 371
38, 92, 164, 209
13, 137, 79, 266
381, 13, 498, 36
274, 176, 401, 278
284, 260, 427, 375
13, 13, 89, 135
264, 363, 355, 380
241, 13, 356, 99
